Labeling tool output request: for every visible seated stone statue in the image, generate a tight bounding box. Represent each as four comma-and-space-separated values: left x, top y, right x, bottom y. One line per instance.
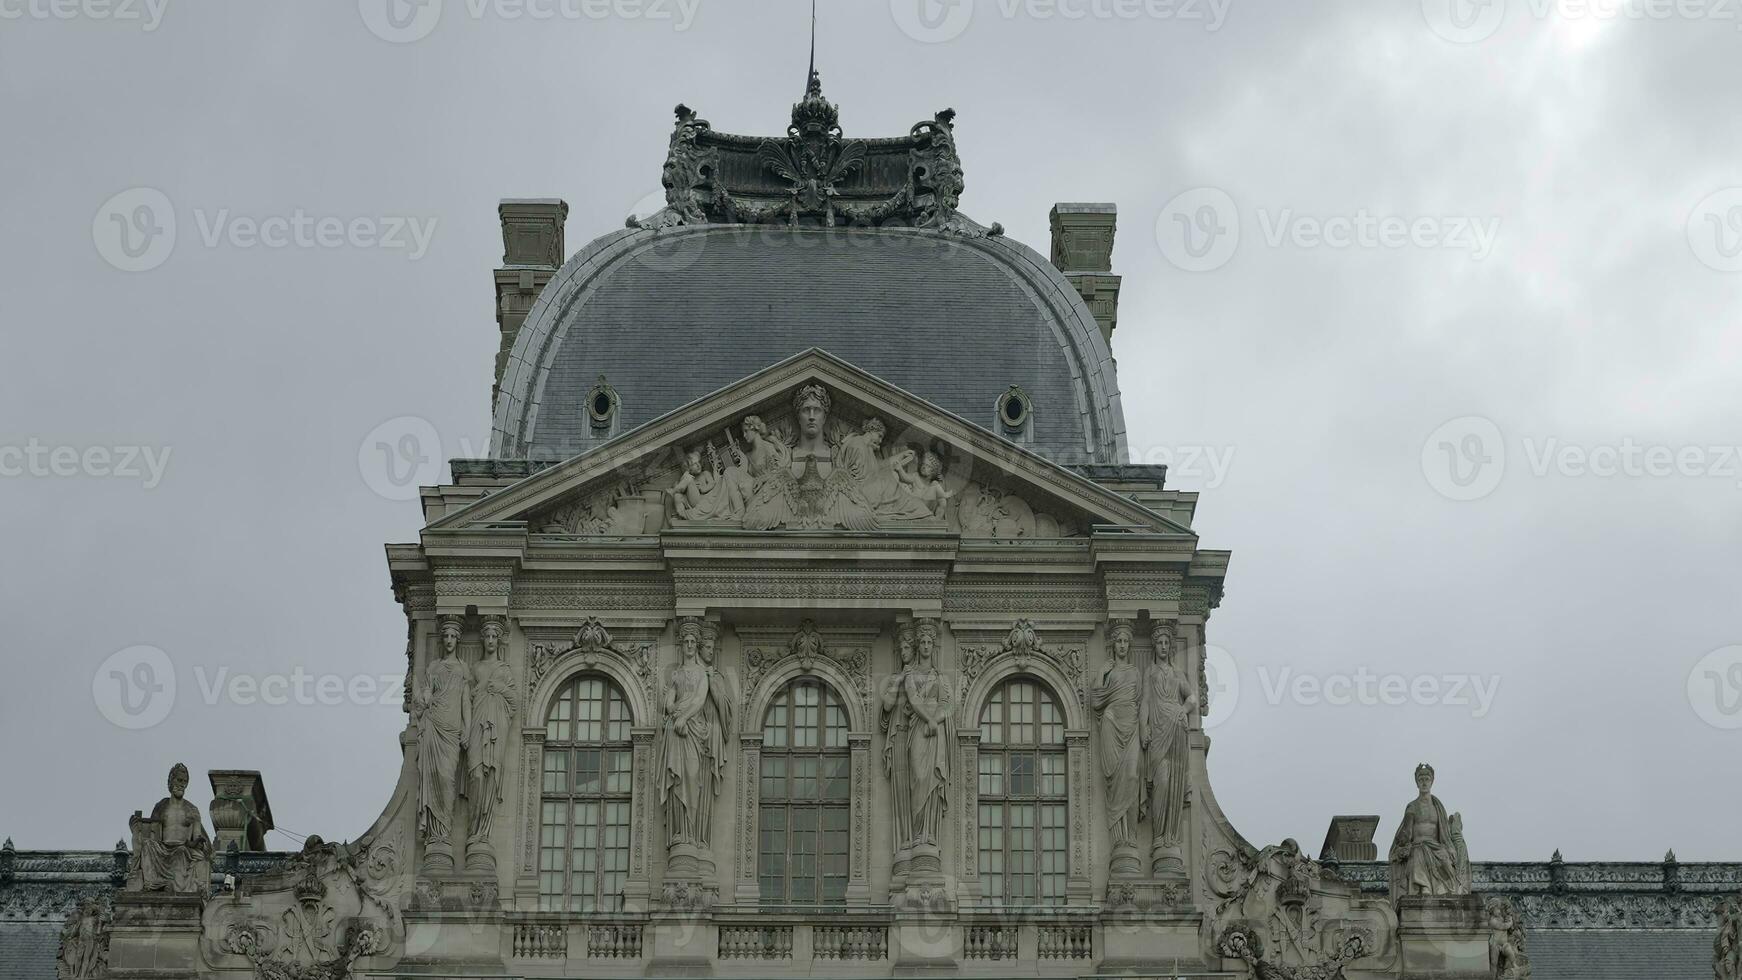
127, 762, 214, 894
1387, 763, 1470, 905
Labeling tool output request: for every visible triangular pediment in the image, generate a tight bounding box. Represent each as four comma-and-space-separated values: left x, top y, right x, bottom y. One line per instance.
432, 349, 1191, 540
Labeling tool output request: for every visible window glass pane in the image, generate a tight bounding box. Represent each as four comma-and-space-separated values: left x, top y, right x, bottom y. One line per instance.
607, 749, 633, 793
576, 678, 604, 742
794, 757, 818, 800
1009, 752, 1035, 797
979, 689, 1003, 742
979, 754, 1004, 796
1040, 753, 1066, 796
577, 748, 602, 794
761, 755, 787, 801
764, 697, 788, 747
546, 687, 572, 741
822, 755, 850, 801
607, 686, 631, 742
1039, 691, 1064, 744
543, 749, 568, 794
1010, 682, 1034, 745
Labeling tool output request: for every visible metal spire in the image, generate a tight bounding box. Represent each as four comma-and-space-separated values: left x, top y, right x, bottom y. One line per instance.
806, 0, 818, 95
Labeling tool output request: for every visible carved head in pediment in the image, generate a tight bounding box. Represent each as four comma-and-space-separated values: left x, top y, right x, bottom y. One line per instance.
794, 384, 831, 438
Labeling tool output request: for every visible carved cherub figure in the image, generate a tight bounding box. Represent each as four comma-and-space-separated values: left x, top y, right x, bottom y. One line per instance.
668, 449, 716, 518
1485, 897, 1532, 979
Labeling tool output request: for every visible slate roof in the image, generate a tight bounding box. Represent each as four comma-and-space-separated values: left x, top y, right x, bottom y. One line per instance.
488, 224, 1126, 469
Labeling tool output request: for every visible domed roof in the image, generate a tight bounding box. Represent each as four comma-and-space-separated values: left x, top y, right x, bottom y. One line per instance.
489, 79, 1127, 466
488, 223, 1127, 466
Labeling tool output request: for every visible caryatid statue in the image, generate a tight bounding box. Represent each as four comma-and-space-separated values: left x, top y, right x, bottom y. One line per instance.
414, 616, 470, 872
1387, 763, 1471, 905
655, 618, 734, 857
1141, 622, 1198, 877
465, 617, 519, 869
126, 762, 214, 894
1091, 620, 1143, 876
879, 623, 918, 879
901, 620, 952, 876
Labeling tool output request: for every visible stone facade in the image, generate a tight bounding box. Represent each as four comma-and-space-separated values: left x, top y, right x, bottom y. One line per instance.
3, 80, 1736, 980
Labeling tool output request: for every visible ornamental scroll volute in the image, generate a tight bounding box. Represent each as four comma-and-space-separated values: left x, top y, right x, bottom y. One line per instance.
957, 619, 1087, 724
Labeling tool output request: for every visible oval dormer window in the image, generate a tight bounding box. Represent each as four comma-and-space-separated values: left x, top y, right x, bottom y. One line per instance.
587, 378, 619, 431
997, 386, 1032, 434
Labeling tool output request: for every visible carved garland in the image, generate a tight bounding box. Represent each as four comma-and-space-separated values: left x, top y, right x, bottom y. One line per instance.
740, 620, 872, 722
958, 619, 1087, 711
526, 617, 656, 705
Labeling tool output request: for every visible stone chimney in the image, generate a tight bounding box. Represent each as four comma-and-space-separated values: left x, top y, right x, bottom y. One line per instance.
1049, 203, 1121, 345
1319, 815, 1381, 863
208, 770, 273, 853
494, 199, 569, 410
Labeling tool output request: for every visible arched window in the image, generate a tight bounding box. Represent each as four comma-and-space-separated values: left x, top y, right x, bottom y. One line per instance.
758, 678, 850, 905
539, 675, 633, 912
976, 676, 1068, 906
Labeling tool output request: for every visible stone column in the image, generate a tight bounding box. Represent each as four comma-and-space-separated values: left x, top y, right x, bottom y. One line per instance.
955, 729, 980, 907
848, 732, 872, 906
1066, 730, 1094, 904
733, 733, 762, 906
625, 727, 656, 910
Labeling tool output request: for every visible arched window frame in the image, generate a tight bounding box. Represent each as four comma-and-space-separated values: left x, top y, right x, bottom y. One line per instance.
755, 677, 852, 906
974, 675, 1072, 907
536, 673, 636, 912
736, 650, 873, 908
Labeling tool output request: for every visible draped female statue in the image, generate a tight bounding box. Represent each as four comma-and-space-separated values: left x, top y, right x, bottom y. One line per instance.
1141, 622, 1197, 876
655, 619, 734, 849
465, 617, 518, 865
902, 621, 951, 860
1091, 621, 1142, 874
879, 623, 918, 875
414, 617, 470, 867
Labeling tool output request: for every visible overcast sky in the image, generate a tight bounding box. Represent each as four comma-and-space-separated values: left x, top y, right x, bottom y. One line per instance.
1, 0, 1738, 863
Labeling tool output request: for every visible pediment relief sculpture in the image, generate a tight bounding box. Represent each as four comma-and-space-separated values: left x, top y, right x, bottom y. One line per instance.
517, 378, 1104, 541
126, 762, 214, 895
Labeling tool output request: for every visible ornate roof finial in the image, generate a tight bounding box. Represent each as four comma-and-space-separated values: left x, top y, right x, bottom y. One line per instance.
806, 0, 818, 97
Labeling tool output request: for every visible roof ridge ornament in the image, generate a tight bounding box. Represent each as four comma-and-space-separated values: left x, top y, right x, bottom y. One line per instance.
630, 77, 1001, 236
